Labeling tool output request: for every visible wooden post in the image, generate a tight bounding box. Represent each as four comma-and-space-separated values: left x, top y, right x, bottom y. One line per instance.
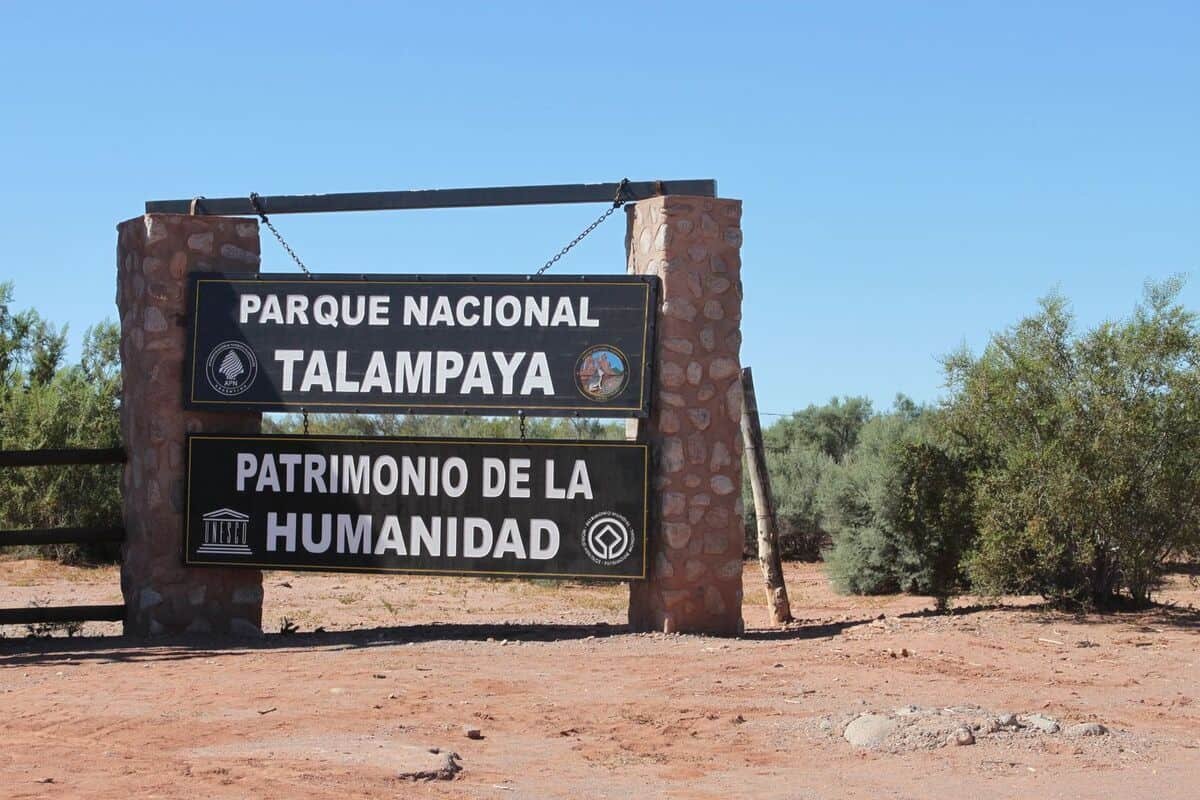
739, 367, 793, 625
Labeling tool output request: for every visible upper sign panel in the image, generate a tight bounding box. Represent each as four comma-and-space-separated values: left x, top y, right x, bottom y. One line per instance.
185, 274, 658, 417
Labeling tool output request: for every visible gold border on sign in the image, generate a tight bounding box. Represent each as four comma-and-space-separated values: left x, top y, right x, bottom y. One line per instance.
184, 434, 650, 581
188, 278, 653, 413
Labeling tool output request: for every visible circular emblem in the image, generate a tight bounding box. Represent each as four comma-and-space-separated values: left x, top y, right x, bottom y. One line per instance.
581, 511, 636, 567
205, 341, 258, 396
575, 345, 630, 402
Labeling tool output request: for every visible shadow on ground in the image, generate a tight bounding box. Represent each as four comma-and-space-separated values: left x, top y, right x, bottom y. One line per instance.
0, 613, 882, 666
5, 595, 1195, 669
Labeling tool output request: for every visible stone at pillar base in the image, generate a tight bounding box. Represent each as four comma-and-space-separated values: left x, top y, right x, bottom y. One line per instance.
625, 195, 745, 636
116, 214, 264, 636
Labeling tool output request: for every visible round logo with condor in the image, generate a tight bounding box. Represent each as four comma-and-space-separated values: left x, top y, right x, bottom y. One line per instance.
581, 511, 637, 567
574, 345, 630, 402
205, 341, 258, 396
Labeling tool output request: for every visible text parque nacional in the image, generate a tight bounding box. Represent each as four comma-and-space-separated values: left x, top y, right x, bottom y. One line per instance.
237, 292, 601, 397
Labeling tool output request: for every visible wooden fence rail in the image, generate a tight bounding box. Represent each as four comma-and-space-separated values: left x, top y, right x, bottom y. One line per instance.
0, 448, 127, 628
0, 605, 126, 625
0, 527, 126, 547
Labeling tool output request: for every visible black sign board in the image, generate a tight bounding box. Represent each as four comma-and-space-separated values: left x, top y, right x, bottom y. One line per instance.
185, 274, 657, 417
184, 434, 649, 580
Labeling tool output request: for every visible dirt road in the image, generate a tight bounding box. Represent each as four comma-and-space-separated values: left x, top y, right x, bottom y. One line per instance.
1, 560, 1197, 799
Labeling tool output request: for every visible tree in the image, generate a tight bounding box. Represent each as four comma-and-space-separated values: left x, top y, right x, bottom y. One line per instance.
0, 284, 123, 563
765, 396, 873, 464
822, 406, 975, 607
265, 412, 624, 441
891, 439, 975, 608
759, 444, 838, 559
741, 396, 874, 559
943, 279, 1200, 607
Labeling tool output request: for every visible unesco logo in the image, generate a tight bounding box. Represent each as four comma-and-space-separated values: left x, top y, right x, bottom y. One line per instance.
205, 341, 258, 396
581, 511, 636, 567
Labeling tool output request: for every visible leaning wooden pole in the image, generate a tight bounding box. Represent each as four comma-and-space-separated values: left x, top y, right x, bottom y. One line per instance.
739, 367, 794, 625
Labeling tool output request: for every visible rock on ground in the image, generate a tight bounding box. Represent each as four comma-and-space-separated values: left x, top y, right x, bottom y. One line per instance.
1023, 713, 1061, 734
1066, 722, 1108, 737
395, 747, 462, 781
843, 714, 900, 749
949, 727, 975, 746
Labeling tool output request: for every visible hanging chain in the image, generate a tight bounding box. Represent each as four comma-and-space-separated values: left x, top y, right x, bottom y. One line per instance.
533, 178, 630, 277
247, 182, 633, 440
250, 191, 313, 433
249, 192, 311, 276
524, 178, 631, 440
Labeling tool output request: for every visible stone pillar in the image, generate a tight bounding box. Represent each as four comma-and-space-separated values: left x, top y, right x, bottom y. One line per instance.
116, 214, 264, 636
626, 195, 745, 635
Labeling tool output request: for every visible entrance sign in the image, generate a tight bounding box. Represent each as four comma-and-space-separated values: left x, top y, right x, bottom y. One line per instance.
184, 434, 649, 579
185, 274, 657, 417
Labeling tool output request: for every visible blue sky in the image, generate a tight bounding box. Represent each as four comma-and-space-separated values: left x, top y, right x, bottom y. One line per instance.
1, 2, 1196, 417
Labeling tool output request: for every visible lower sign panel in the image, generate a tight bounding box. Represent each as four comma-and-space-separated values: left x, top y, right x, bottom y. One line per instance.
184, 434, 649, 579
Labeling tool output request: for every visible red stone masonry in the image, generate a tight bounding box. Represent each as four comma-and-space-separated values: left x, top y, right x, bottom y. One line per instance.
626, 196, 745, 635
116, 214, 264, 636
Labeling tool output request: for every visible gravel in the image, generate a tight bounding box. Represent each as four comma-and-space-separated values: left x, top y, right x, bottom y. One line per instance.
823, 705, 1115, 753
1066, 722, 1108, 737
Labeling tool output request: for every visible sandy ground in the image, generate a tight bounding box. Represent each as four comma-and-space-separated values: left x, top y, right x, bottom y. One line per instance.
1, 559, 1198, 800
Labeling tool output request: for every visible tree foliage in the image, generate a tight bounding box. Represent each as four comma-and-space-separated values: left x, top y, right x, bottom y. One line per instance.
0, 283, 122, 563
741, 396, 872, 559
822, 407, 974, 606
765, 395, 874, 463
943, 280, 1200, 606
265, 412, 624, 441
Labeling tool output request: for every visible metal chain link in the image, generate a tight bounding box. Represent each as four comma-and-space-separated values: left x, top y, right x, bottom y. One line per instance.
524, 178, 631, 439
247, 182, 633, 441
533, 178, 630, 277
249, 192, 311, 276
250, 191, 313, 434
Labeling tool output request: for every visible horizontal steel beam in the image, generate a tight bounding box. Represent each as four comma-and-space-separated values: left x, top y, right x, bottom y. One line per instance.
0, 527, 125, 547
145, 179, 718, 216
0, 604, 125, 626
0, 448, 126, 468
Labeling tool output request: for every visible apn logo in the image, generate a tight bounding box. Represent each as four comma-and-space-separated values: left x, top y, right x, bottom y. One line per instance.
197, 508, 252, 556
581, 511, 636, 567
205, 341, 257, 396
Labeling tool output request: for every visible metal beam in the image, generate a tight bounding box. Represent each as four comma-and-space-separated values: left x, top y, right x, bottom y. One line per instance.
145, 179, 718, 216
0, 448, 126, 468
0, 604, 125, 625
0, 527, 125, 547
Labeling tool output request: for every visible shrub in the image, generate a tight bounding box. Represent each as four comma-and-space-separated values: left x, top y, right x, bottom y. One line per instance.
824, 411, 974, 607
0, 284, 122, 564
742, 397, 873, 560
943, 280, 1200, 607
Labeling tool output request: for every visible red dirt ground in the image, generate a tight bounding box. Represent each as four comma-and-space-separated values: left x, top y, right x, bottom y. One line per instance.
1, 560, 1198, 799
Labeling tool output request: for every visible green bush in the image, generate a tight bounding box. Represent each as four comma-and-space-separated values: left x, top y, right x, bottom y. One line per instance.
824, 410, 974, 607
943, 280, 1200, 607
0, 283, 122, 564
742, 397, 872, 560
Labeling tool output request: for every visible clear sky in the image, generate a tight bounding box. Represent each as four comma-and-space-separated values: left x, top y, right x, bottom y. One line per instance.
1, 2, 1196, 417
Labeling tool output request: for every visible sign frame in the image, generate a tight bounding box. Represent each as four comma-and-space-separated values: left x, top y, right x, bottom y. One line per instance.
183, 273, 659, 418
182, 432, 651, 581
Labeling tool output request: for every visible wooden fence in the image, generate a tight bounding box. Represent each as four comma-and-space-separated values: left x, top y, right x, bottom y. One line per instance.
0, 448, 126, 626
